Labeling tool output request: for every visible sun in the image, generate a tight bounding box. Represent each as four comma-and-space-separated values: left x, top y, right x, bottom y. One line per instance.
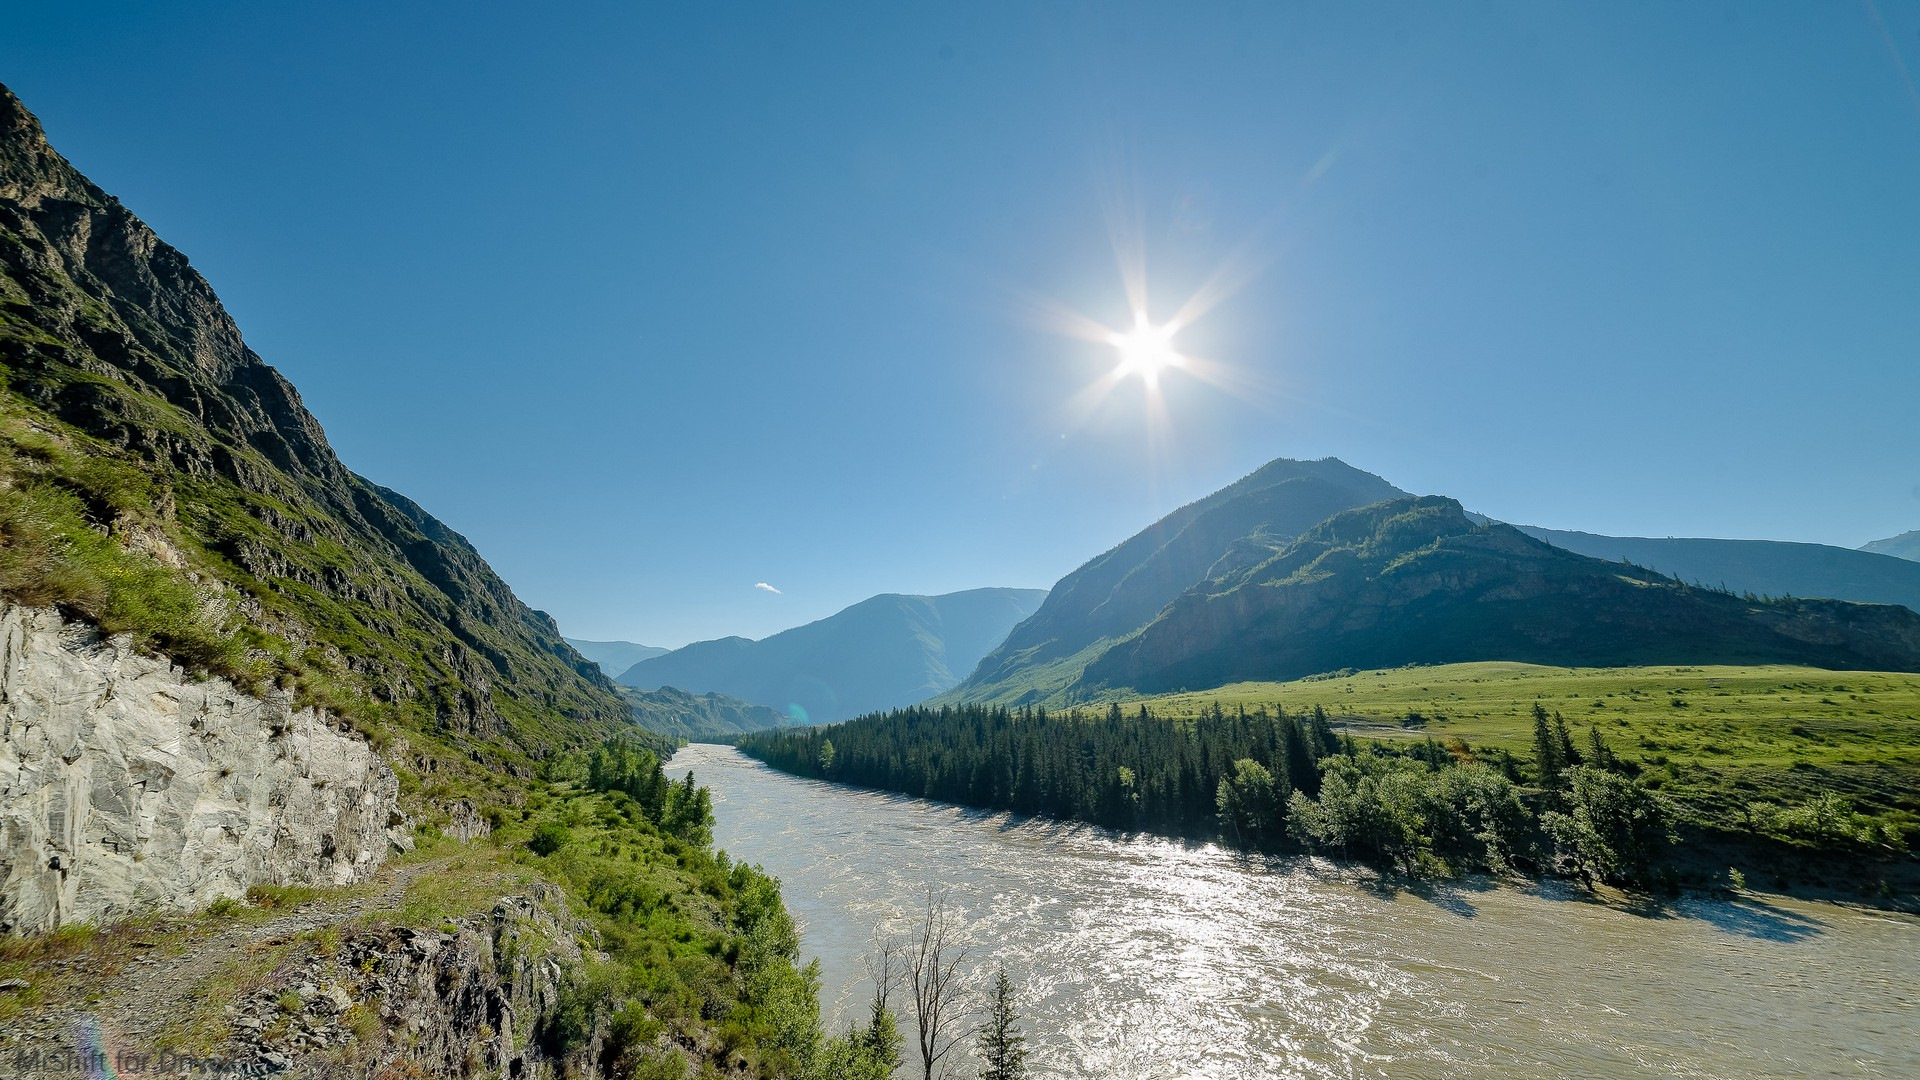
1107, 313, 1184, 384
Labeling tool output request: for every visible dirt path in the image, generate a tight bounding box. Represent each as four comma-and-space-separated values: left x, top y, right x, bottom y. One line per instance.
5, 858, 446, 1077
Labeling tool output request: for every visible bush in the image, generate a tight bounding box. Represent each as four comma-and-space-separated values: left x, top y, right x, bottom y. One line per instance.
528, 822, 571, 856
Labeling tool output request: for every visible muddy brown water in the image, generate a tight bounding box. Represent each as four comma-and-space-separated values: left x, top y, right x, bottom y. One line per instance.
669, 743, 1918, 1079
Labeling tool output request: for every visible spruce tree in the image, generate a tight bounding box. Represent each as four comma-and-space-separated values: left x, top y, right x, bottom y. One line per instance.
1587, 726, 1615, 772
857, 993, 903, 1077
1554, 712, 1582, 767
978, 965, 1029, 1080
1532, 703, 1563, 789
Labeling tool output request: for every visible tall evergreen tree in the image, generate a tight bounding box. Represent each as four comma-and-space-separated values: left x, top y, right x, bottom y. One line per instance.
977, 965, 1029, 1080
1586, 726, 1616, 772
1553, 712, 1582, 767
1532, 703, 1564, 790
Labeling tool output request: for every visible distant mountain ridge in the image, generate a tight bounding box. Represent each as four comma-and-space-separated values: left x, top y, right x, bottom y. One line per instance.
619, 685, 788, 741
1080, 497, 1920, 696
947, 458, 1408, 704
617, 587, 1048, 723
1513, 527, 1920, 614
1865, 531, 1920, 563
565, 638, 670, 676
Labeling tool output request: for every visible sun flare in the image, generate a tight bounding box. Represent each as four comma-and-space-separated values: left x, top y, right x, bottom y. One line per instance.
1108, 313, 1184, 384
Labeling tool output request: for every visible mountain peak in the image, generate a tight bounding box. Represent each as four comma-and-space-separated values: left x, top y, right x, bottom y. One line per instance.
1864, 531, 1920, 563
946, 457, 1410, 704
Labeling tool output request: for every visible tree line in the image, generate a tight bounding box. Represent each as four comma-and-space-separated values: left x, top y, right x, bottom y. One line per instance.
738, 701, 1676, 888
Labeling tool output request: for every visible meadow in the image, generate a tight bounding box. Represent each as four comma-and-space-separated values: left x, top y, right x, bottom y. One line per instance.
1126, 662, 1920, 828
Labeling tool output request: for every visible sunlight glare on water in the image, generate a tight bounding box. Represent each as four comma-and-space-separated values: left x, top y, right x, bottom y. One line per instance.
669, 744, 1919, 1079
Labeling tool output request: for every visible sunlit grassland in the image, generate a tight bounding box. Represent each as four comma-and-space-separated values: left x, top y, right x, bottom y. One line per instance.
1119, 663, 1920, 827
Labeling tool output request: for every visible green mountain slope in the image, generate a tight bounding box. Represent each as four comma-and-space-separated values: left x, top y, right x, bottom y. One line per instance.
1864, 530, 1920, 563
1080, 497, 1920, 696
617, 587, 1047, 722
946, 457, 1408, 704
1515, 526, 1920, 613
0, 82, 626, 773
565, 637, 669, 675
619, 684, 789, 740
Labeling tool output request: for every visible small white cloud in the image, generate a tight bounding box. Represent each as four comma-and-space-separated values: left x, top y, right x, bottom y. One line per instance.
754, 582, 782, 594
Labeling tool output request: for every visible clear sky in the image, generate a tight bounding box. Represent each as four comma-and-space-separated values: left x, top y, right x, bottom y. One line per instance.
6, 2, 1918, 646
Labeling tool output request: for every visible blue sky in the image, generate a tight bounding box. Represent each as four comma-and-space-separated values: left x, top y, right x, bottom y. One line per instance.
6, 2, 1918, 646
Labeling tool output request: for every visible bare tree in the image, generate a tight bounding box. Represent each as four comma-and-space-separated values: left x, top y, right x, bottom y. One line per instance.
863, 933, 905, 1022
905, 890, 972, 1080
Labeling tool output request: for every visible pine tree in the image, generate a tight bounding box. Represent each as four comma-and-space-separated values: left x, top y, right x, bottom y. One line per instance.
978, 965, 1029, 1080
1553, 712, 1582, 767
1532, 703, 1563, 789
855, 989, 903, 1078
1587, 726, 1615, 772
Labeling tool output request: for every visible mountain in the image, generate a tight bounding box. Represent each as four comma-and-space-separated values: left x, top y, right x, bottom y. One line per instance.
0, 82, 627, 769
1514, 527, 1920, 614
566, 637, 670, 675
617, 587, 1048, 722
0, 83, 842, 1077
947, 457, 1409, 704
620, 685, 788, 741
1864, 531, 1920, 563
1079, 497, 1920, 696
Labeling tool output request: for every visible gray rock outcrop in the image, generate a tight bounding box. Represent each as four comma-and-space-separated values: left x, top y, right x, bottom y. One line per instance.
225, 884, 613, 1079
0, 603, 408, 934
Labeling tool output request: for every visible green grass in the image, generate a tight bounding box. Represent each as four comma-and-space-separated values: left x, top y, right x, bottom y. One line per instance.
1118, 662, 1920, 830
379, 838, 540, 927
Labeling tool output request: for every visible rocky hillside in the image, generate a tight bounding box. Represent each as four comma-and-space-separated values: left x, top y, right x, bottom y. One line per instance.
1080, 497, 1920, 696
619, 586, 1047, 723
0, 81, 627, 775
947, 457, 1408, 704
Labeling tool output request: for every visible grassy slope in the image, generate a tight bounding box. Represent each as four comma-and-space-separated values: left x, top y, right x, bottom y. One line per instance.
1080, 498, 1920, 698
1116, 662, 1920, 828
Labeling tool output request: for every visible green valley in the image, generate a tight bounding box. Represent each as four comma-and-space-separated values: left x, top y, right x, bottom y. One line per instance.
1093, 662, 1920, 835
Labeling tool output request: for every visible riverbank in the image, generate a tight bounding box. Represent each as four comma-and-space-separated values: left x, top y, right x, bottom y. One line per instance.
734, 669, 1920, 911
672, 743, 1920, 1079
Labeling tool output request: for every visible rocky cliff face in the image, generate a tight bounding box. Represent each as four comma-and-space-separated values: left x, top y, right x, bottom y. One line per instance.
0, 603, 407, 934
225, 885, 606, 1079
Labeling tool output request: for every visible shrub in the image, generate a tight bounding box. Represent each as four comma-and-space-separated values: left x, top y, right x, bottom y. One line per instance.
528, 823, 571, 857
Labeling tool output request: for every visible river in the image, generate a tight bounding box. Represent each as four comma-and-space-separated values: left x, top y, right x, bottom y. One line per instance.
667, 743, 1918, 1079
